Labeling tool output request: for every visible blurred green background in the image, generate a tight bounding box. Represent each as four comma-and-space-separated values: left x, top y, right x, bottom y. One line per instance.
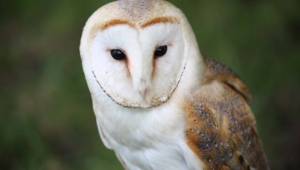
1, 0, 299, 169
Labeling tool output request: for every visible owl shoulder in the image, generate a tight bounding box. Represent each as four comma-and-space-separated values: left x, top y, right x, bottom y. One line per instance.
201, 56, 252, 104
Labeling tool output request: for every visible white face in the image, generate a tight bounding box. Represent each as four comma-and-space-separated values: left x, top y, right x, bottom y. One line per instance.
89, 22, 186, 108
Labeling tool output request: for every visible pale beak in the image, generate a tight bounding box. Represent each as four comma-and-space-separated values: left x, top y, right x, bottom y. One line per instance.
139, 89, 147, 100
138, 79, 147, 100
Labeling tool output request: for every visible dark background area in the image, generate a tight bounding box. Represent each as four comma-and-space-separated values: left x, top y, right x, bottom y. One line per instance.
1, 0, 299, 169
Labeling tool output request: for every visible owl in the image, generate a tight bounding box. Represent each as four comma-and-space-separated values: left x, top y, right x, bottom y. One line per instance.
80, 0, 269, 169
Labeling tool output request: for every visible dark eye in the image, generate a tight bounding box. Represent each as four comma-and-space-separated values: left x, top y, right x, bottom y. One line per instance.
154, 45, 168, 57
110, 49, 126, 60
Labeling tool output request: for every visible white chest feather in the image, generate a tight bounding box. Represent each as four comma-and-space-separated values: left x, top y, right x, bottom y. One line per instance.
91, 87, 204, 170
94, 102, 179, 169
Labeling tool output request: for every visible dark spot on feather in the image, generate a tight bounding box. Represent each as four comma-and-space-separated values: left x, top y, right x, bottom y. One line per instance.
239, 155, 244, 164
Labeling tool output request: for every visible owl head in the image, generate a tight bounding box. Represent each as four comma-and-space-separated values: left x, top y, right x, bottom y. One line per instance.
80, 0, 201, 108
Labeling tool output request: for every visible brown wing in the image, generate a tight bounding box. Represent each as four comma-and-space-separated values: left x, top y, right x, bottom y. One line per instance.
184, 57, 269, 170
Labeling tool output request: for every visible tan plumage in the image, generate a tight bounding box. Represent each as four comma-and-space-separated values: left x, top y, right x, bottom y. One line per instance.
185, 57, 268, 169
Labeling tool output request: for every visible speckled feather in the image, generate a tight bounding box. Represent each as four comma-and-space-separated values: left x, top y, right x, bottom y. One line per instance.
185, 57, 268, 170
117, 0, 156, 22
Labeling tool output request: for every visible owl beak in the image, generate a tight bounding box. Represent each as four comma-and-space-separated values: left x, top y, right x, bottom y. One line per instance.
138, 79, 147, 100
129, 54, 151, 100
139, 89, 147, 100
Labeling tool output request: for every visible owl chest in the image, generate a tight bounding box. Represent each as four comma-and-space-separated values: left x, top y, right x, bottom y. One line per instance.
94, 103, 197, 170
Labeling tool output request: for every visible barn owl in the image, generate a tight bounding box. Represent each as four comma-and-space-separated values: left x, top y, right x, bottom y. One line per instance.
80, 0, 269, 169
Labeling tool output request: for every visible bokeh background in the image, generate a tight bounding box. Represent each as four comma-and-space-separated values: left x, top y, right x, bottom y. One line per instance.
1, 0, 299, 169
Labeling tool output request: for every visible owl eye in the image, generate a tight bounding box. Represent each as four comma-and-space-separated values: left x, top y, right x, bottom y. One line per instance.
110, 49, 126, 60
154, 45, 168, 57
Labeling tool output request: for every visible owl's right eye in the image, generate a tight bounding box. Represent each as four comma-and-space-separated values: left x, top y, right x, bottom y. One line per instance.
154, 45, 168, 57
110, 49, 126, 60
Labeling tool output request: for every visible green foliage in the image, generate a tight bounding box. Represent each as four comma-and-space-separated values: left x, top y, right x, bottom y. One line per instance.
1, 0, 299, 169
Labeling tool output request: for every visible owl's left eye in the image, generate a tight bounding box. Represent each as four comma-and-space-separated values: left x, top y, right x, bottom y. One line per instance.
110, 49, 126, 60
154, 45, 168, 57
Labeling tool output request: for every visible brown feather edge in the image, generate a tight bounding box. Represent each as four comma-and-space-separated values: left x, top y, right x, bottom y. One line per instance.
202, 56, 252, 104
